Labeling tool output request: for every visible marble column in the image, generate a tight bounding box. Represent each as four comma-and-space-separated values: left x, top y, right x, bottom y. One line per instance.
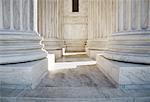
97, 0, 150, 89
86, 0, 116, 58
103, 0, 150, 64
0, 0, 48, 89
38, 0, 64, 59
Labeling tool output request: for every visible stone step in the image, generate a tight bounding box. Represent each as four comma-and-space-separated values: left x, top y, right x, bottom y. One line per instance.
1, 87, 150, 102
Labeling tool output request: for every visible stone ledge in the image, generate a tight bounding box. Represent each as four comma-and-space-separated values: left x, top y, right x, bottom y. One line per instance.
0, 58, 48, 89
47, 50, 62, 59
96, 55, 150, 89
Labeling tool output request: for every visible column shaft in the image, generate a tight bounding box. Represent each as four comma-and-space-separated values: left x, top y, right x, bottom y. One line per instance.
0, 0, 47, 64
87, 0, 116, 58
38, 0, 64, 58
0, 0, 48, 89
103, 0, 150, 64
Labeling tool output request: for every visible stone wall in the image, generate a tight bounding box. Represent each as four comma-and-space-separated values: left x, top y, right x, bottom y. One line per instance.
38, 0, 88, 54
63, 0, 88, 52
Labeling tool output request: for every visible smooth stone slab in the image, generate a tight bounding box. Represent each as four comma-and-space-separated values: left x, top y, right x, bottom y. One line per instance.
0, 58, 48, 89
96, 55, 150, 89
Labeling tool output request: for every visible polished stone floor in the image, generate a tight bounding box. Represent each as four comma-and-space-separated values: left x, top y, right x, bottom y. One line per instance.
1, 54, 150, 102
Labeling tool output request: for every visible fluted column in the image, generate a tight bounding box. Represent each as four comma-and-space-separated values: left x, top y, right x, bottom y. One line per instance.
0, 0, 47, 64
0, 0, 48, 89
38, 0, 64, 58
87, 0, 116, 58
103, 0, 150, 64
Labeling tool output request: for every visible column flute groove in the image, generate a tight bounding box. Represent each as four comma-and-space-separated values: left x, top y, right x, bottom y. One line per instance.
20, 0, 23, 31
10, 0, 14, 30
0, 0, 3, 29
0, 0, 48, 89
103, 0, 150, 64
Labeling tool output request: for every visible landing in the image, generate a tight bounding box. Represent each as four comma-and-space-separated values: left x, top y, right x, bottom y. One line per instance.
39, 65, 113, 88
1, 54, 150, 102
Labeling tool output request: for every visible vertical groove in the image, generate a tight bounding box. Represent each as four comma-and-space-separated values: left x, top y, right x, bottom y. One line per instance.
0, 0, 3, 29
131, 0, 138, 30
61, 0, 63, 40
98, 0, 101, 38
88, 0, 90, 40
141, 0, 149, 30
30, 0, 34, 31
13, 0, 20, 30
116, 0, 119, 32
39, 0, 43, 36
54, 0, 57, 38
50, 0, 52, 38
22, 0, 28, 31
100, 0, 103, 38
104, 0, 106, 37
51, 0, 54, 38
42, 0, 45, 37
119, 0, 124, 32
127, 0, 131, 31
20, 0, 23, 30
149, 0, 150, 30
123, 0, 127, 31
101, 0, 104, 38
10, 0, 14, 30
2, 0, 10, 29
38, 0, 41, 34
137, 0, 141, 30
45, 0, 48, 38
93, 0, 95, 39
27, 0, 30, 31
47, 0, 50, 38
57, 0, 59, 39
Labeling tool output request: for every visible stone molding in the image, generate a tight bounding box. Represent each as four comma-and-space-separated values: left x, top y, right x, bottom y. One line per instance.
0, 31, 47, 64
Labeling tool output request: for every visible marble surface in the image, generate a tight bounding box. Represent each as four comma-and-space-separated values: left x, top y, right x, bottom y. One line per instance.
1, 64, 150, 102
39, 65, 113, 88
97, 55, 150, 89
1, 55, 150, 102
56, 54, 93, 62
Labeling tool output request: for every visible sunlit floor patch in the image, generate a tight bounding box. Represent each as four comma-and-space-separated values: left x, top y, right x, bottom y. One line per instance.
50, 61, 96, 70
47, 53, 96, 71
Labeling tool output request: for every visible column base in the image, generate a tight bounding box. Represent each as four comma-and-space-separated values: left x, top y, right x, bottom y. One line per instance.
86, 40, 107, 59
0, 58, 48, 89
86, 49, 104, 59
43, 39, 63, 59
96, 55, 150, 89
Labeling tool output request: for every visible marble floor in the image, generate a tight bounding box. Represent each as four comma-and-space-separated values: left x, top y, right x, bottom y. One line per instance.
39, 65, 113, 88
1, 54, 150, 102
